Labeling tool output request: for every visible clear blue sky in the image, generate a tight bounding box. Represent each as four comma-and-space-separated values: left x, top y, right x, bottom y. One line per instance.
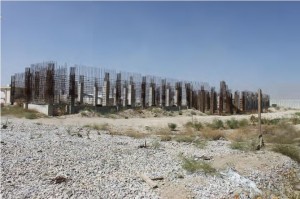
2, 1, 300, 99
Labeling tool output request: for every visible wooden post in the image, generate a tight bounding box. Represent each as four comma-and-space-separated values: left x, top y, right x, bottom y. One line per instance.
258, 89, 262, 135
257, 89, 264, 149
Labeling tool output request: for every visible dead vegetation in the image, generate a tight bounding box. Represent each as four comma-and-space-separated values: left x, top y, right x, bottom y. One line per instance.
84, 123, 109, 131
272, 144, 300, 163
1, 105, 44, 119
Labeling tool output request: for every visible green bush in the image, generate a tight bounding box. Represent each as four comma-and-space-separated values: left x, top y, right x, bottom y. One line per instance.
294, 112, 300, 117
238, 119, 249, 127
208, 119, 224, 129
185, 121, 203, 131
226, 118, 239, 129
168, 123, 177, 131
181, 156, 216, 174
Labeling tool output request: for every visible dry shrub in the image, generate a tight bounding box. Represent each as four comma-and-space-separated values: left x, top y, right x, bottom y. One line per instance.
207, 119, 224, 129
160, 134, 172, 141
264, 122, 300, 144
84, 123, 109, 131
230, 140, 257, 151
124, 129, 148, 139
155, 127, 170, 135
272, 144, 300, 163
185, 121, 203, 131
201, 129, 224, 140
226, 128, 257, 142
1, 105, 42, 119
174, 135, 195, 143
181, 126, 197, 136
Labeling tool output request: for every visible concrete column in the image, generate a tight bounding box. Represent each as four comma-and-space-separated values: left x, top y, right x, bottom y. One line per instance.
166, 88, 170, 106
149, 83, 155, 107
102, 73, 110, 106
174, 89, 178, 106
123, 86, 128, 107
93, 85, 98, 106
69, 67, 76, 110
200, 86, 205, 113
113, 87, 117, 106
234, 91, 240, 114
210, 88, 215, 114
128, 84, 132, 106
78, 76, 84, 104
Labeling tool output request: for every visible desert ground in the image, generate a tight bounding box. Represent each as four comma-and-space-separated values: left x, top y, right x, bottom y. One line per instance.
1, 107, 300, 199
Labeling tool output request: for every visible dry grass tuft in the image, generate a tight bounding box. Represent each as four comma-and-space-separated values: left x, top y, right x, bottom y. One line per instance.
264, 122, 300, 144
201, 129, 224, 140
272, 144, 300, 163
174, 135, 196, 143
84, 123, 109, 131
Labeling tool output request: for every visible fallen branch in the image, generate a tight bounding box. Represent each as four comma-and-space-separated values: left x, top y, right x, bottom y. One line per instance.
151, 176, 164, 181
138, 173, 158, 188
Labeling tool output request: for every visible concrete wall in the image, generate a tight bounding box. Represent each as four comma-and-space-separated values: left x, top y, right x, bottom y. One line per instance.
26, 104, 53, 115
270, 99, 300, 109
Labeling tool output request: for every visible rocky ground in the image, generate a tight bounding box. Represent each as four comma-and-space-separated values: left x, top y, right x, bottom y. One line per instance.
1, 115, 300, 199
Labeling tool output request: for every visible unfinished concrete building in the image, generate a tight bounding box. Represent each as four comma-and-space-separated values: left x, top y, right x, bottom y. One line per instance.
9, 61, 270, 116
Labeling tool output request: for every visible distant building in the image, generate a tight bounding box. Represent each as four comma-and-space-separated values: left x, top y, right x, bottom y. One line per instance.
1, 85, 11, 105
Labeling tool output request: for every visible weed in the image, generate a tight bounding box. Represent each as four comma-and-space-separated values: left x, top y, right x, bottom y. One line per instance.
181, 156, 216, 174
207, 119, 224, 129
226, 118, 239, 129
168, 123, 177, 131
294, 112, 300, 117
264, 122, 300, 144
179, 111, 183, 115
272, 144, 300, 163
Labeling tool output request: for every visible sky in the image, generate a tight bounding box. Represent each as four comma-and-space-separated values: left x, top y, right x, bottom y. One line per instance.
1, 1, 300, 99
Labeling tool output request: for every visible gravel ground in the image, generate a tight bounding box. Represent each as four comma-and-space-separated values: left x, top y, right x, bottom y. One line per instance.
1, 118, 299, 199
